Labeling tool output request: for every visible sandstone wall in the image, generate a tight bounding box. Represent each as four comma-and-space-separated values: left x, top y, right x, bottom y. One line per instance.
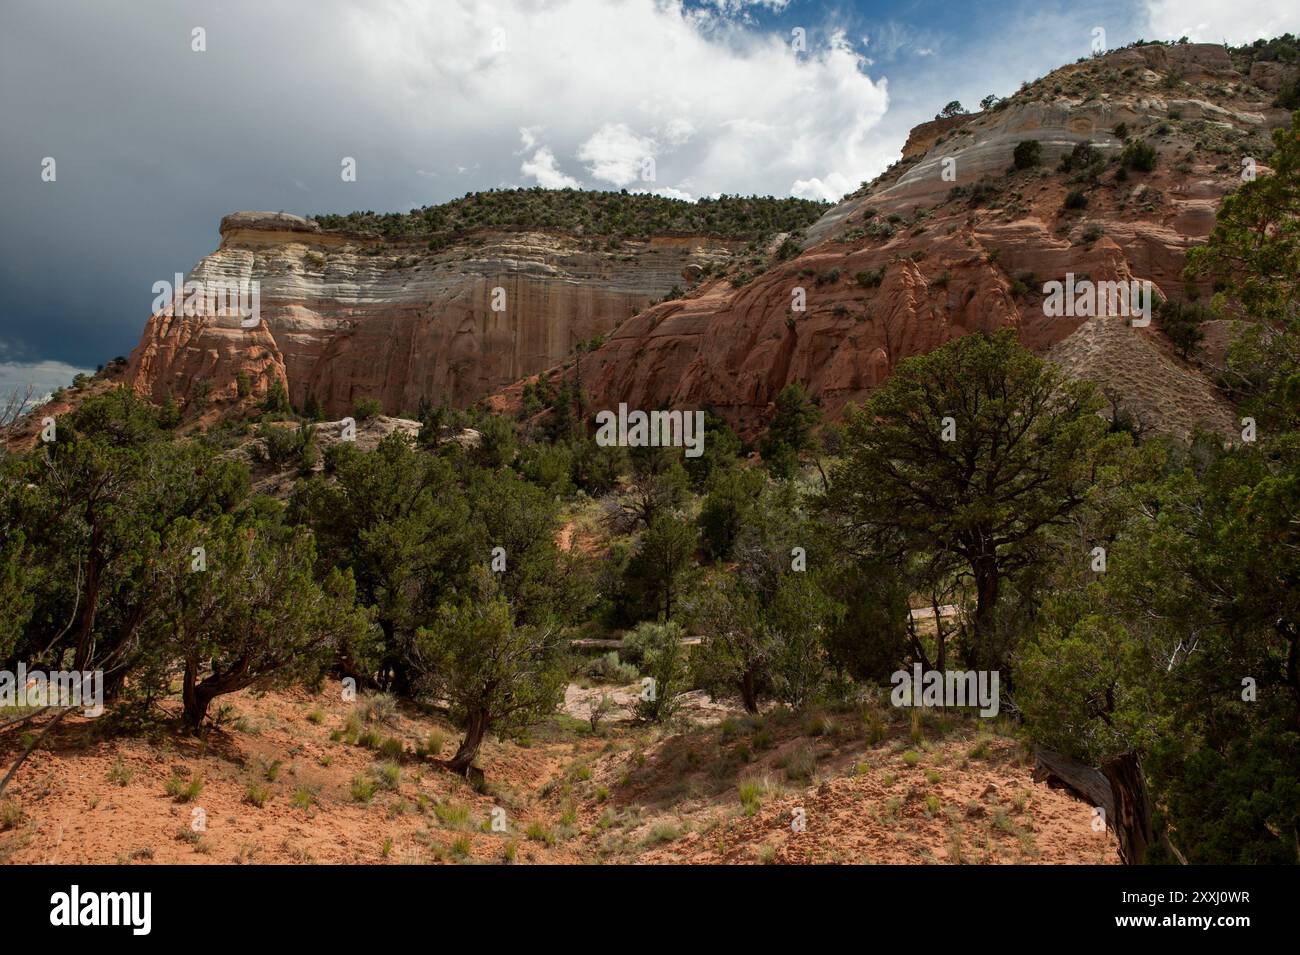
126, 216, 741, 418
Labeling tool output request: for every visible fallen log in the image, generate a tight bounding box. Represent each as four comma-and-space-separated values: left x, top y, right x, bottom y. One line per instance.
1032, 745, 1114, 821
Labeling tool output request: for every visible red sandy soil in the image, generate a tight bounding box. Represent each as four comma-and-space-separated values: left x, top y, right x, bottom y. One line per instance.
0, 681, 1117, 865
562, 707, 1117, 865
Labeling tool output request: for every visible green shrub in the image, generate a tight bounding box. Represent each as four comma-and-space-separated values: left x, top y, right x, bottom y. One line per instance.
1079, 223, 1104, 244
353, 396, 383, 421
254, 421, 317, 471
780, 746, 817, 782
1012, 139, 1042, 169
1120, 139, 1158, 172
586, 650, 639, 683
107, 758, 133, 787
434, 800, 472, 829
165, 773, 203, 803
0, 799, 23, 831
1156, 297, 1211, 359
1058, 141, 1101, 173
855, 267, 886, 288
626, 622, 688, 723
524, 821, 555, 844
417, 730, 446, 759
1063, 189, 1089, 210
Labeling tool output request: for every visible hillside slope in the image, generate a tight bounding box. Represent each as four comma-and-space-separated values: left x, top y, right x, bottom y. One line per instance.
0, 681, 1116, 865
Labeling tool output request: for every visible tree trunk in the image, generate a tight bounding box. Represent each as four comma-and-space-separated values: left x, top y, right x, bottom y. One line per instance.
1101, 752, 1156, 865
181, 657, 249, 733
73, 528, 105, 671
101, 663, 129, 702
181, 656, 207, 731
376, 619, 411, 695
970, 555, 999, 669
1033, 746, 1114, 819
336, 648, 374, 692
740, 669, 759, 714
1283, 624, 1299, 715
1034, 746, 1155, 865
447, 708, 489, 777
933, 595, 948, 673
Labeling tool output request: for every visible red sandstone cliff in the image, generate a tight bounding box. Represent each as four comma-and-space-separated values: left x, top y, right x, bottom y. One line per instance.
125, 213, 745, 420
492, 43, 1294, 441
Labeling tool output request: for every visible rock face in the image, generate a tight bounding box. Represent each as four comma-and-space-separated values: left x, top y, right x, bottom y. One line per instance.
494, 43, 1293, 441
126, 213, 742, 418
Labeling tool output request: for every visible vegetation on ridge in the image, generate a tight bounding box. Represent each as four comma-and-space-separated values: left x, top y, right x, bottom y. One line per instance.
314, 187, 829, 242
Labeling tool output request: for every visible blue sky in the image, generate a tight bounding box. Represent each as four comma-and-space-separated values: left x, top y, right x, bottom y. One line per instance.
1, 0, 1296, 398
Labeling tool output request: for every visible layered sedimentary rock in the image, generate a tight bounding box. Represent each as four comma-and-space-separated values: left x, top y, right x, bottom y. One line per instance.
126, 216, 741, 418
495, 44, 1293, 440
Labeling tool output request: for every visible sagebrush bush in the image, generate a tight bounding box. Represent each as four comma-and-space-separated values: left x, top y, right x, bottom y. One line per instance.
586, 650, 638, 684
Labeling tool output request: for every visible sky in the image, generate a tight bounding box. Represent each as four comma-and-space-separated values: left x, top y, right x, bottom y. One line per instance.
2, 0, 1298, 400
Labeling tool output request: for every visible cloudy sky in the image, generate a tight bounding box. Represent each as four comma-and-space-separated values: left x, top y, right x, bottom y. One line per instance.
1, 0, 1297, 399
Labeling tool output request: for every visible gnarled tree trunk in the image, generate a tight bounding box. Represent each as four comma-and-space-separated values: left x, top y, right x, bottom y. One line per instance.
447, 708, 489, 777
182, 656, 251, 732
1034, 746, 1155, 865
1101, 752, 1155, 865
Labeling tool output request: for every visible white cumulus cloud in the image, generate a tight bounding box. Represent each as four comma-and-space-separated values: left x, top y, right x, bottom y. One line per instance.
351, 0, 890, 200
520, 146, 582, 189
578, 124, 659, 187
1142, 0, 1300, 44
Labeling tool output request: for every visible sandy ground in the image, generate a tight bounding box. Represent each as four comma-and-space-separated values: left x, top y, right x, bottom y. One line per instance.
0, 680, 1117, 866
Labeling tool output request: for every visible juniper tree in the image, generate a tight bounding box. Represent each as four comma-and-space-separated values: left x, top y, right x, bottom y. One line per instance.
1186, 110, 1300, 432
823, 330, 1126, 671
1017, 443, 1300, 863
411, 573, 566, 777
10, 390, 247, 681
466, 467, 593, 627
624, 513, 697, 621
156, 516, 369, 730
289, 432, 480, 692
760, 382, 820, 479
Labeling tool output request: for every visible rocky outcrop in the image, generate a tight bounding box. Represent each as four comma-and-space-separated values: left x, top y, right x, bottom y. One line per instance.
126, 212, 743, 418
495, 43, 1289, 441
